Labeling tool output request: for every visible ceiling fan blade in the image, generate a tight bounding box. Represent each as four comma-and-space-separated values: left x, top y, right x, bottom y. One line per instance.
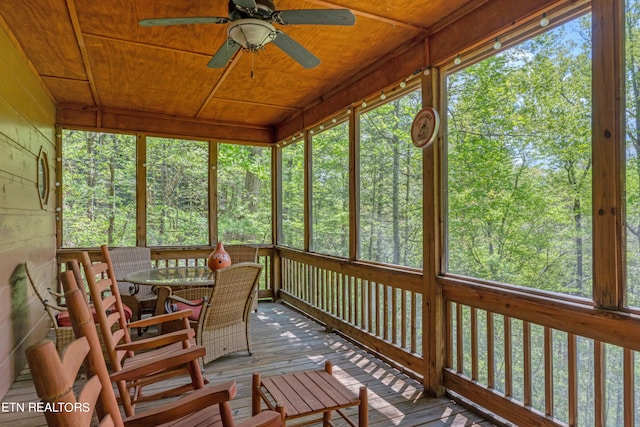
139, 16, 228, 27
276, 9, 355, 26
272, 31, 320, 69
207, 40, 241, 68
232, 0, 258, 9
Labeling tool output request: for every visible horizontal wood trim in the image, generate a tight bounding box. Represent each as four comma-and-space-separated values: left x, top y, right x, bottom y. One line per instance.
281, 291, 424, 377
276, 39, 426, 141
57, 106, 275, 144
441, 277, 640, 352
428, 0, 579, 65
57, 245, 274, 263
278, 247, 424, 294
444, 370, 561, 427
275, 0, 577, 141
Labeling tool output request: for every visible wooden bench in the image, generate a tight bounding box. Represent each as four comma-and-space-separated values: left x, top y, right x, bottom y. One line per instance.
252, 361, 368, 426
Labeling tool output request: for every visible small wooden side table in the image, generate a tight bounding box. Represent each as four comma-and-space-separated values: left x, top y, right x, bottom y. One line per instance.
252, 361, 368, 427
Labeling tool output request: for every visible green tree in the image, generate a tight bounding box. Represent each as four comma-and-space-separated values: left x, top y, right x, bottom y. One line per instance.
447, 19, 592, 296
281, 140, 304, 248
218, 143, 272, 243
62, 130, 136, 247
312, 122, 349, 257
359, 90, 423, 268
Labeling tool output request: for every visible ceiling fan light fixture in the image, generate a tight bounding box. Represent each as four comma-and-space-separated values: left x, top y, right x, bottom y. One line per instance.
228, 19, 276, 50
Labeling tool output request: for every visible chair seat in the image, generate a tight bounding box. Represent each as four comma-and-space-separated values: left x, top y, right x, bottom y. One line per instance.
56, 303, 133, 327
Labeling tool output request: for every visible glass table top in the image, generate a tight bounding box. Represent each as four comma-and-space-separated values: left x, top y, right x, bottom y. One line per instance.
124, 266, 215, 287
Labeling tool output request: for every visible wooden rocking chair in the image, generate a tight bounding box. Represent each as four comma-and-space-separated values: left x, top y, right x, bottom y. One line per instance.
26, 276, 282, 427
68, 245, 207, 417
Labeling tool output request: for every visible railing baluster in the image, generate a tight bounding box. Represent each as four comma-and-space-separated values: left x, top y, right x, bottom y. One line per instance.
594, 340, 604, 427
336, 272, 341, 318
471, 307, 478, 380
401, 289, 407, 350
487, 311, 494, 389
411, 292, 417, 354
623, 348, 634, 427
568, 333, 577, 426
523, 321, 532, 407
544, 326, 553, 417
359, 278, 365, 329
504, 316, 512, 397
456, 303, 463, 373
366, 279, 372, 333
391, 286, 397, 345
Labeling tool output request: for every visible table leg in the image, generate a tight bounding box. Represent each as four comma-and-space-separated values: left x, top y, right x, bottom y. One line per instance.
323, 410, 332, 426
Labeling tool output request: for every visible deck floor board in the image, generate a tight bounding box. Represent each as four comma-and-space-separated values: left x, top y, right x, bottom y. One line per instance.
0, 302, 494, 426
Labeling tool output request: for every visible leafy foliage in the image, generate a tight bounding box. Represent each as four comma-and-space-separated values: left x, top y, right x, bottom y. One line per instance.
62, 130, 137, 247
311, 122, 349, 256
146, 137, 209, 246
359, 91, 424, 268
281, 140, 304, 248
218, 144, 271, 244
447, 18, 592, 296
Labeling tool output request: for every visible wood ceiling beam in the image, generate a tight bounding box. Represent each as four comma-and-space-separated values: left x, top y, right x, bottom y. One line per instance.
302, 0, 427, 33
57, 104, 275, 143
196, 50, 244, 118
65, 0, 100, 107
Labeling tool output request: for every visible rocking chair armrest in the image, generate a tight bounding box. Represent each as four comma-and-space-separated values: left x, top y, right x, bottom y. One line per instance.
110, 345, 206, 382
115, 329, 195, 352
123, 381, 237, 426
127, 309, 193, 328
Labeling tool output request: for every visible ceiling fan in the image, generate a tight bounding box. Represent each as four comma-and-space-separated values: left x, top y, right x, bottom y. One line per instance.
139, 0, 356, 69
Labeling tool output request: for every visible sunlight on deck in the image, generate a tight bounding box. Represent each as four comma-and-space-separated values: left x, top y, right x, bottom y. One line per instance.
0, 303, 494, 426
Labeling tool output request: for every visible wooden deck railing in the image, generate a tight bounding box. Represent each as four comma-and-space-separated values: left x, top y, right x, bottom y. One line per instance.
278, 247, 424, 377
441, 276, 640, 427
57, 246, 274, 301
56, 245, 640, 425
276, 249, 640, 425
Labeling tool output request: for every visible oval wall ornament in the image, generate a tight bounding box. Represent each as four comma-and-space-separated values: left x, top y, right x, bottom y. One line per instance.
411, 107, 440, 148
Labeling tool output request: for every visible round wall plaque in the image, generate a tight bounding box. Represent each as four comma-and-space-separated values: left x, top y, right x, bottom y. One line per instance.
411, 107, 439, 148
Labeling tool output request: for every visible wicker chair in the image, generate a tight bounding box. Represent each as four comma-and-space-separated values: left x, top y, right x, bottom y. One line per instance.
226, 245, 260, 311
225, 244, 259, 263
24, 262, 74, 354
26, 279, 282, 427
165, 262, 263, 366
109, 246, 156, 323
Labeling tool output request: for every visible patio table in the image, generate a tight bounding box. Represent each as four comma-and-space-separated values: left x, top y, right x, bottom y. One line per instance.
124, 266, 215, 317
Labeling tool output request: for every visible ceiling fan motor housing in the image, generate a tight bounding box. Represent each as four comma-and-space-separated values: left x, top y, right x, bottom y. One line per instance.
228, 0, 276, 21
228, 19, 276, 50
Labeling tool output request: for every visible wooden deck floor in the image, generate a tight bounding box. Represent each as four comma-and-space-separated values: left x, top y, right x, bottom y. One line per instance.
0, 302, 494, 426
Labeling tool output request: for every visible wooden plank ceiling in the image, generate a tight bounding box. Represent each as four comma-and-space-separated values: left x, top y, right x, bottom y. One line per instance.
0, 0, 481, 138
